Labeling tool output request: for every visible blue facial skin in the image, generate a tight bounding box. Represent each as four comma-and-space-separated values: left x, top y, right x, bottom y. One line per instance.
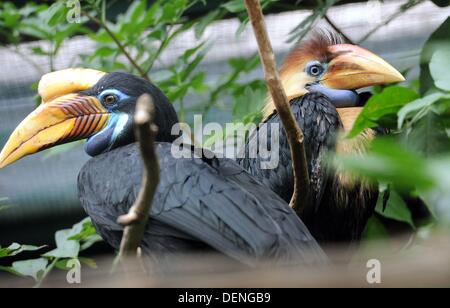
84, 89, 131, 157
307, 84, 359, 108
303, 60, 360, 108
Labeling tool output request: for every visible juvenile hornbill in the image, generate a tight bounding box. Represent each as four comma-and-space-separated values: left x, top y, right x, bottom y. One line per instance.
0, 69, 326, 266
238, 30, 405, 243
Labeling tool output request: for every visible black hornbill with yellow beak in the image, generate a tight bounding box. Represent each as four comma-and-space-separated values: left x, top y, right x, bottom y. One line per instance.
0, 69, 326, 266
238, 30, 405, 243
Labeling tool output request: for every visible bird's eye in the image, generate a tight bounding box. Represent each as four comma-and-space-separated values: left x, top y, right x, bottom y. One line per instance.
306, 62, 325, 77
104, 94, 118, 105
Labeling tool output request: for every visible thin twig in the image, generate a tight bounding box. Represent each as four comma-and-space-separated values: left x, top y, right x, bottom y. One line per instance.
34, 258, 58, 288
82, 11, 150, 82
6, 46, 44, 76
358, 0, 424, 44
244, 0, 311, 215
117, 94, 160, 259
323, 14, 354, 44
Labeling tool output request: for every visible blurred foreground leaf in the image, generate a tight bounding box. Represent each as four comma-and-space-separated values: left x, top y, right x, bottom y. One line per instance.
11, 258, 48, 282
333, 138, 435, 190
362, 216, 389, 240
429, 48, 450, 92
348, 87, 418, 138
420, 17, 450, 95
397, 92, 449, 128
376, 191, 415, 228
334, 138, 450, 223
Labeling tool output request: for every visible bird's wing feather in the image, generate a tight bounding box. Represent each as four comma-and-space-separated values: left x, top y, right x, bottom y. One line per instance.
238, 93, 342, 212
78, 142, 325, 265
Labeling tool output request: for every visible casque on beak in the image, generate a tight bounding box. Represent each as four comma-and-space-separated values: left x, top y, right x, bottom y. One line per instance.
321, 44, 405, 89
0, 68, 108, 168
0, 94, 110, 168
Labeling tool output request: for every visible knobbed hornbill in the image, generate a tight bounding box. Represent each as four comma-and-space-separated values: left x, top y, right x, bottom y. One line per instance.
0, 68, 326, 266
238, 30, 405, 243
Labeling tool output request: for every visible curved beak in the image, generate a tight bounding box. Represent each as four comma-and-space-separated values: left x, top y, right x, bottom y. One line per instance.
0, 94, 110, 168
321, 44, 405, 89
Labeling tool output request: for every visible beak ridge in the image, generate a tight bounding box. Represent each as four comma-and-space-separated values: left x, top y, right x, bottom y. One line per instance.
322, 44, 405, 89
0, 94, 109, 168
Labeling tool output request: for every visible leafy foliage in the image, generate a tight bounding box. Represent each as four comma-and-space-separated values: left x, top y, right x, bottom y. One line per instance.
0, 218, 101, 286
335, 18, 450, 239
348, 86, 419, 138
0, 0, 449, 285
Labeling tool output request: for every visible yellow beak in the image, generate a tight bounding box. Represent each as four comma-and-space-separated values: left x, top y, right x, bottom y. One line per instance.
0, 94, 110, 168
321, 44, 405, 89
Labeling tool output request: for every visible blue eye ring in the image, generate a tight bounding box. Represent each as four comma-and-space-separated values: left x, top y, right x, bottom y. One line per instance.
305, 61, 325, 77
98, 89, 130, 108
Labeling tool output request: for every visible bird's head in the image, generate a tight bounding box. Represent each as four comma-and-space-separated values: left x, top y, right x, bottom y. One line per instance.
0, 68, 179, 168
264, 29, 405, 116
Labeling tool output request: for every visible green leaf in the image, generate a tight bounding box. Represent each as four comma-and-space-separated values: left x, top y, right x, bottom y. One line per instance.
45, 2, 67, 27
80, 234, 103, 251
68, 217, 96, 241
420, 17, 450, 95
0, 243, 46, 258
362, 215, 389, 240
160, 0, 187, 22
67, 217, 102, 251
43, 229, 80, 259
333, 138, 435, 191
195, 10, 222, 39
128, 0, 146, 25
405, 108, 450, 155
93, 46, 117, 58
229, 55, 260, 72
55, 259, 70, 270
376, 190, 415, 228
347, 86, 419, 138
429, 48, 450, 91
232, 81, 266, 121
12, 258, 48, 281
397, 92, 444, 128
222, 0, 246, 13
30, 46, 50, 56
79, 257, 98, 269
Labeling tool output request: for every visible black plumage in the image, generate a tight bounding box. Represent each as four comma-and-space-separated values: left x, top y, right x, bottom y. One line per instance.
78, 142, 327, 266
238, 93, 377, 243
54, 72, 329, 266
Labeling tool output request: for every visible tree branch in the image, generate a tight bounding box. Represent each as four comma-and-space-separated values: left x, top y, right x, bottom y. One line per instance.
244, 0, 311, 215
117, 94, 160, 258
82, 11, 150, 82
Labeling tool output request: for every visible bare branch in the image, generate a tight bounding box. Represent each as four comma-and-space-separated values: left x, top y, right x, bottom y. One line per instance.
117, 94, 160, 258
244, 0, 311, 215
82, 11, 150, 82
358, 0, 425, 44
